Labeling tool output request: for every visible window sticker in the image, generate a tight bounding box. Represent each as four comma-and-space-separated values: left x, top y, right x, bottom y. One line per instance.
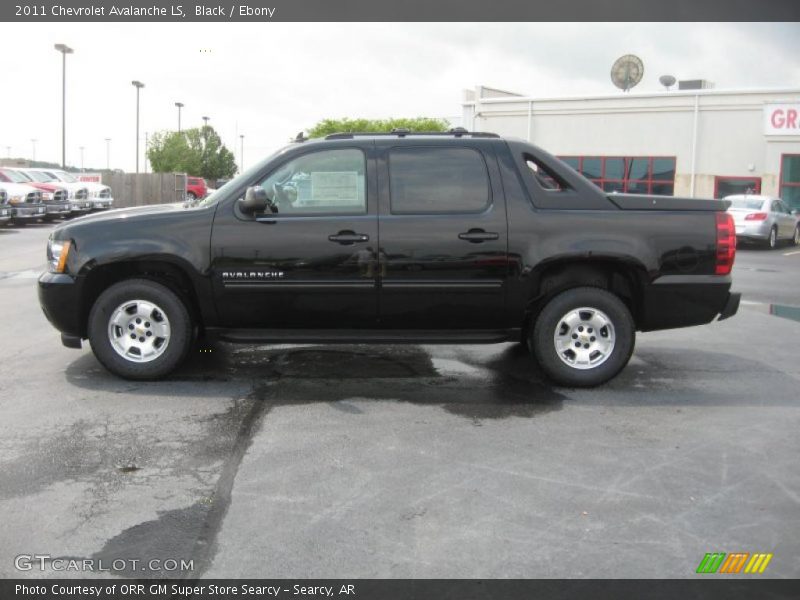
303, 171, 361, 206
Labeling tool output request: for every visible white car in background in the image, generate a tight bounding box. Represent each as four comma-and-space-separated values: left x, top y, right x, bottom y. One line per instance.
0, 181, 46, 223
37, 169, 114, 211
23, 169, 93, 214
725, 194, 800, 249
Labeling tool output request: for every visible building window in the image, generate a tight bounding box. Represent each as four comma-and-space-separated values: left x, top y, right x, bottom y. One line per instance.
559, 156, 676, 196
714, 176, 761, 199
780, 154, 800, 212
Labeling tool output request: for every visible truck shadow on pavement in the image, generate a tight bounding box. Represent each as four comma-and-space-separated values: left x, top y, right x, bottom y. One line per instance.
64, 342, 566, 422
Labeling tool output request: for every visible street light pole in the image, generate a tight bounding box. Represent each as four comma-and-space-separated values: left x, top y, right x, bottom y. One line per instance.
54, 44, 74, 169
105, 138, 111, 170
202, 115, 209, 127
131, 80, 144, 174
175, 102, 184, 133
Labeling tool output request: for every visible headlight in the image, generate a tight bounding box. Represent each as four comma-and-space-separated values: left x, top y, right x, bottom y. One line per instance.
47, 238, 72, 273
9, 195, 24, 204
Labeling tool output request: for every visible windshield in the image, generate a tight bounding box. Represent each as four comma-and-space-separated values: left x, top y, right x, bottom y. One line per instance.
25, 170, 51, 183
729, 198, 765, 210
0, 169, 31, 183
52, 170, 78, 183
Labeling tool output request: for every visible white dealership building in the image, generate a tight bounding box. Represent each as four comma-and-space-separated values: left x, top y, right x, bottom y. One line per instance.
461, 85, 800, 209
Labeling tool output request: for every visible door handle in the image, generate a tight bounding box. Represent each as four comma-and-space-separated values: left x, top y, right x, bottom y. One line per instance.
458, 229, 499, 243
328, 231, 370, 245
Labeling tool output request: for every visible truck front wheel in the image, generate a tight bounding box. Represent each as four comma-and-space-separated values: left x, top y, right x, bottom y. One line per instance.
88, 279, 192, 380
531, 287, 635, 387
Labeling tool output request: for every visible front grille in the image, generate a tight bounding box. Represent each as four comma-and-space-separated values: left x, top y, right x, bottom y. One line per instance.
99, 188, 111, 198
26, 191, 42, 203
76, 188, 88, 200
0, 191, 6, 204
54, 189, 67, 202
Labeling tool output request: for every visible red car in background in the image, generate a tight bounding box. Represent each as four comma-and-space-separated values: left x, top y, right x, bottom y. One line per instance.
186, 176, 207, 200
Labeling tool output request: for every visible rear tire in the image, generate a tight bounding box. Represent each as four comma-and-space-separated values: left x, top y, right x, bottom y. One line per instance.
766, 226, 777, 249
531, 287, 635, 387
88, 279, 192, 380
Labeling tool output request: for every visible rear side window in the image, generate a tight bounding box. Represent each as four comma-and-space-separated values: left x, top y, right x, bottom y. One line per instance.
389, 147, 490, 214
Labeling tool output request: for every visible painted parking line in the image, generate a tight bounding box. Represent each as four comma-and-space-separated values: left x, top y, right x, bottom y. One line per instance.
783, 250, 800, 256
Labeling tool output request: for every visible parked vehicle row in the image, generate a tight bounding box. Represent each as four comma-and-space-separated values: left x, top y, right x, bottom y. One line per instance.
0, 167, 114, 226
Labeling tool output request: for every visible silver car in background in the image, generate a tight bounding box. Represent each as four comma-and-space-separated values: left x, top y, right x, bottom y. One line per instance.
725, 195, 800, 249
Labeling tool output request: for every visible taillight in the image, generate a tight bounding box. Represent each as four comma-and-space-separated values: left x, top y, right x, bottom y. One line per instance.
715, 212, 736, 275
745, 212, 768, 221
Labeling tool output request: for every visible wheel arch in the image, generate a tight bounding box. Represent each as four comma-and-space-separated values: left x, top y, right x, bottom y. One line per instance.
78, 259, 204, 338
521, 257, 647, 339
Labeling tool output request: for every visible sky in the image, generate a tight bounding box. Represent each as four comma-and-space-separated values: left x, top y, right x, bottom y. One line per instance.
1, 22, 799, 173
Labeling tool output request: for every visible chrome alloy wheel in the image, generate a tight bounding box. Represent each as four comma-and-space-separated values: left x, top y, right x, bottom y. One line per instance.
553, 306, 616, 370
107, 299, 171, 363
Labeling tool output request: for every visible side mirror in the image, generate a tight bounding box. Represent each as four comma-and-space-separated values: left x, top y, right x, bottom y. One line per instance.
239, 186, 269, 214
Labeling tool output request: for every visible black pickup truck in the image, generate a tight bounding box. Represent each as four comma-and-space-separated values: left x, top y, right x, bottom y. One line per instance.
38, 130, 739, 386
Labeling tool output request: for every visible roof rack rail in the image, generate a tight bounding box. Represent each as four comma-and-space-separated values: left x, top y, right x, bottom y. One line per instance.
325, 129, 500, 140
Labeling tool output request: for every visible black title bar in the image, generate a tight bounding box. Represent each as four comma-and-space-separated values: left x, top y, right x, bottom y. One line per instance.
3, 579, 800, 600
3, 0, 800, 22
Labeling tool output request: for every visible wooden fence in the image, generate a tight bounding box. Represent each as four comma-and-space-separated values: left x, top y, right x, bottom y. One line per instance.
100, 173, 187, 208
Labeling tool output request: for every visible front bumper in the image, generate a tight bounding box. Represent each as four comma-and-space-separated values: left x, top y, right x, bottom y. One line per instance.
38, 271, 83, 339
90, 198, 114, 210
640, 275, 739, 331
46, 202, 72, 216
70, 200, 93, 213
11, 204, 47, 220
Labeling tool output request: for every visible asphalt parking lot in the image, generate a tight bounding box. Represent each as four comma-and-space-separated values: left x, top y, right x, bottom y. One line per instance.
0, 221, 799, 579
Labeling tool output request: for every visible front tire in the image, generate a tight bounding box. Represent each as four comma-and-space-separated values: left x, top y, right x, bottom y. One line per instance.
88, 279, 192, 380
531, 287, 635, 387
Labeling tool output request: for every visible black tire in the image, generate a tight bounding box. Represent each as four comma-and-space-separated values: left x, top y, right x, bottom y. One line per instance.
793, 226, 800, 247
766, 226, 777, 249
186, 192, 196, 201
88, 279, 192, 380
531, 287, 635, 387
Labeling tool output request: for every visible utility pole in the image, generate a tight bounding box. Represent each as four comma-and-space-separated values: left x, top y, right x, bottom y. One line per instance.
175, 102, 184, 133
131, 80, 144, 173
54, 44, 74, 169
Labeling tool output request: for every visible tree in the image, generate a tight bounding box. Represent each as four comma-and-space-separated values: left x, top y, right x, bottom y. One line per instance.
147, 126, 237, 179
307, 117, 450, 138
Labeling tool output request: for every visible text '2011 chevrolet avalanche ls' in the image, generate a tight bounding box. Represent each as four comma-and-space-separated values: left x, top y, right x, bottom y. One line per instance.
38, 129, 740, 386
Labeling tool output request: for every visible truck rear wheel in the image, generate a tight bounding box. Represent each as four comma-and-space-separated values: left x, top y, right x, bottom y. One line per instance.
88, 279, 192, 380
531, 287, 635, 387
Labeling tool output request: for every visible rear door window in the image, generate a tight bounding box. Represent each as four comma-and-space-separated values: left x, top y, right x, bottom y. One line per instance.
388, 147, 490, 214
